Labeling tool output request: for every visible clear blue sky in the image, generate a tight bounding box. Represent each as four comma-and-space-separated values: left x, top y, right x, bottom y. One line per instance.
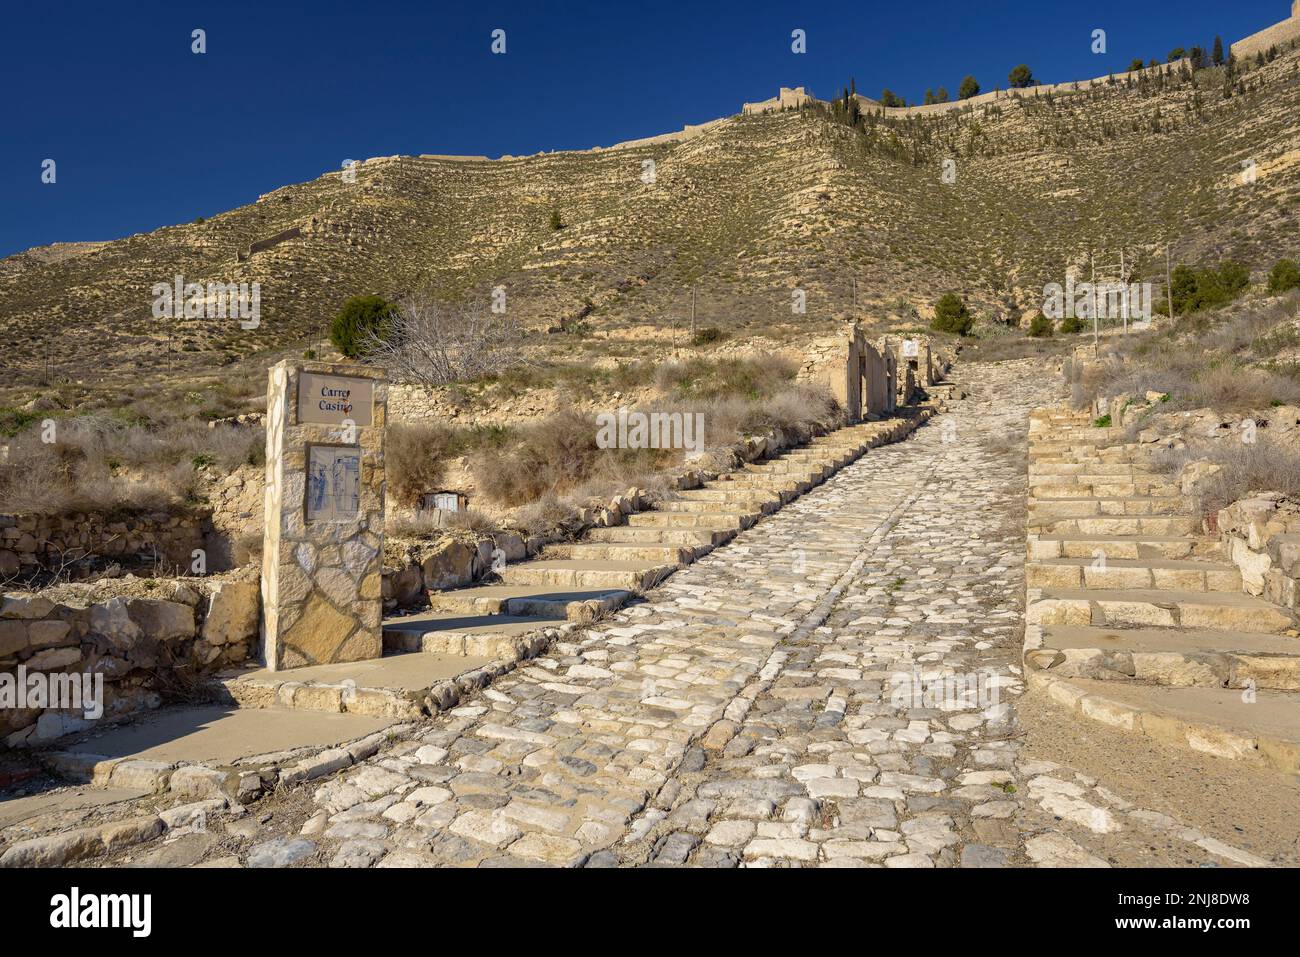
0, 0, 1286, 259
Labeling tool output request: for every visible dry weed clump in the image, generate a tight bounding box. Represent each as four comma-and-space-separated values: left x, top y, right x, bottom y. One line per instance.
1153, 438, 1300, 516
469, 409, 674, 508
468, 377, 842, 510
386, 421, 462, 507
1065, 293, 1300, 413
0, 414, 263, 515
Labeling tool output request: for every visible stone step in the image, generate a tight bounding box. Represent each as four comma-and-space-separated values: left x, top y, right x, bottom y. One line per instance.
1029, 588, 1296, 634
1029, 534, 1222, 561
1027, 496, 1191, 518
1029, 433, 1127, 446
671, 487, 783, 505
1029, 469, 1167, 483
656, 497, 779, 514
427, 584, 631, 621
1030, 452, 1144, 465
626, 510, 757, 530
498, 559, 677, 592
382, 611, 566, 657
1029, 463, 1159, 477
1026, 624, 1300, 690
748, 462, 826, 481
1026, 558, 1241, 592
1029, 673, 1300, 773
1034, 515, 1201, 536
543, 541, 695, 564
1030, 481, 1180, 498
772, 445, 855, 460
711, 473, 813, 492
585, 526, 735, 548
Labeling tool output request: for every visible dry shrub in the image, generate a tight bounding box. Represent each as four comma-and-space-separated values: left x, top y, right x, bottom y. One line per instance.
0, 409, 264, 515
470, 409, 670, 507
1160, 438, 1300, 516
654, 355, 798, 401
511, 493, 573, 537
445, 508, 499, 534
979, 429, 1027, 460
1185, 364, 1300, 411
386, 421, 460, 507
362, 294, 524, 388
1067, 294, 1300, 413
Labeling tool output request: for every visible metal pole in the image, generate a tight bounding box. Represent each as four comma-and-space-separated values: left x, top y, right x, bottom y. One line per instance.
1091, 252, 1098, 354
1120, 249, 1127, 333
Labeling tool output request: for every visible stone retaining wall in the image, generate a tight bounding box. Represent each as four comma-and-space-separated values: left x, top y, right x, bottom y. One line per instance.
1217, 494, 1300, 609
1, 577, 259, 748
0, 510, 207, 581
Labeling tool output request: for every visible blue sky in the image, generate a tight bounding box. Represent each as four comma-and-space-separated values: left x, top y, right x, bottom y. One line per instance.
0, 0, 1287, 258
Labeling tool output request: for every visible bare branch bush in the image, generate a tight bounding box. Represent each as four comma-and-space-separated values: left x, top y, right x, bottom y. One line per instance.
361, 294, 524, 389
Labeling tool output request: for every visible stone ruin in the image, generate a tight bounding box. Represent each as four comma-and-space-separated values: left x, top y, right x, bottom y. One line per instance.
822, 322, 897, 421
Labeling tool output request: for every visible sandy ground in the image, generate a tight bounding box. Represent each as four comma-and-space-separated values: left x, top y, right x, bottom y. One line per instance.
1017, 690, 1300, 866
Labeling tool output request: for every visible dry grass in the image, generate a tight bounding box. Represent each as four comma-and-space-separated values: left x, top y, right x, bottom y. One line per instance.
0, 414, 262, 515
1153, 438, 1300, 516
386, 422, 462, 507
1066, 292, 1300, 413
469, 409, 673, 508
653, 355, 799, 401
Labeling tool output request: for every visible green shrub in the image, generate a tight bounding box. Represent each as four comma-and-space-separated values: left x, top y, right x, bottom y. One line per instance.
1059, 313, 1085, 334
1169, 261, 1252, 315
1094, 414, 1112, 427
958, 75, 981, 99
330, 295, 395, 359
931, 294, 973, 336
549, 209, 564, 231
691, 327, 725, 346
1008, 64, 1036, 88
1267, 258, 1300, 294
1027, 313, 1054, 337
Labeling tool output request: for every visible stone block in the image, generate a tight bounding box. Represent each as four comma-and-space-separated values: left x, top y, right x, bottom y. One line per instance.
202, 580, 259, 646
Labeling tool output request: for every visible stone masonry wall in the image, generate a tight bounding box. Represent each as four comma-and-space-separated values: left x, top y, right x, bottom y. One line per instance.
1, 576, 259, 748
1231, 7, 1300, 60
1216, 494, 1300, 609
0, 510, 206, 581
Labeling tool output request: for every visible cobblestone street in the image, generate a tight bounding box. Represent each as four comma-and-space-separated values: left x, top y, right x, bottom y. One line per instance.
100, 360, 1293, 868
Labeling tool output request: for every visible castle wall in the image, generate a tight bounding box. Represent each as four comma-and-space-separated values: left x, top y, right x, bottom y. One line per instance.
1231, 10, 1300, 60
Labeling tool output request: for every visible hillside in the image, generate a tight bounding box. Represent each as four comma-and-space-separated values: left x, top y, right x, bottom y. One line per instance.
2, 44, 1299, 388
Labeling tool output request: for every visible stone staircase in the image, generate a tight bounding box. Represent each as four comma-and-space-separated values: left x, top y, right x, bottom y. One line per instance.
213, 411, 935, 719
1023, 408, 1300, 774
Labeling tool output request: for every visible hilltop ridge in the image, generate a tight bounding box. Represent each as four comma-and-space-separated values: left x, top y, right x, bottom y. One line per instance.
2, 6, 1299, 388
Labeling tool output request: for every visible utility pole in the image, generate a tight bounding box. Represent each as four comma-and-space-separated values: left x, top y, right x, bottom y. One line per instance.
1090, 251, 1098, 355
852, 277, 858, 312
1120, 249, 1128, 333
690, 285, 697, 340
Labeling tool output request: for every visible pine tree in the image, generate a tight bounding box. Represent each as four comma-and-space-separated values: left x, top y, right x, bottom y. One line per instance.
1212, 36, 1224, 66
1008, 64, 1035, 88
958, 75, 980, 99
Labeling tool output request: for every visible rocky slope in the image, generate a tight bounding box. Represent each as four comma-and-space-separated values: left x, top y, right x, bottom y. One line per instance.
2, 47, 1298, 387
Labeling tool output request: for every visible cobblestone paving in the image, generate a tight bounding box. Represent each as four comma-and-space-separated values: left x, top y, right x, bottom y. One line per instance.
234, 360, 1277, 868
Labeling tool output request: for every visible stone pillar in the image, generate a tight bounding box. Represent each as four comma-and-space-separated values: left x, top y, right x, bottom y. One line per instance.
881, 344, 898, 414
260, 361, 388, 671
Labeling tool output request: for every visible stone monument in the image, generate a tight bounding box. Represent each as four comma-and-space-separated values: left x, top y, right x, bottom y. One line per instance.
260, 360, 388, 671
